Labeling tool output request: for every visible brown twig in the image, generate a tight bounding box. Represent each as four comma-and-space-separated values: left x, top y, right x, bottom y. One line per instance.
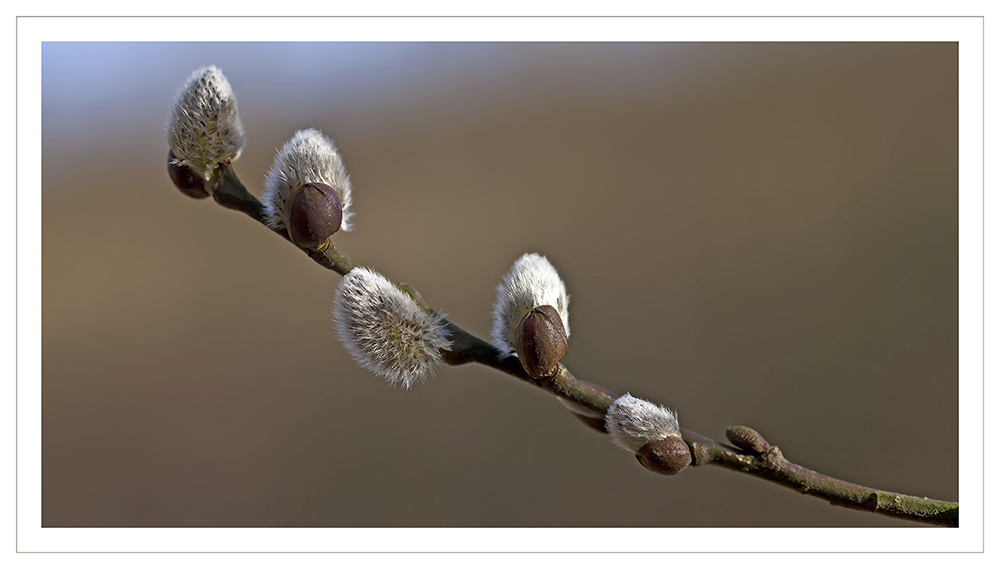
440, 322, 958, 527
690, 427, 958, 527
199, 164, 959, 527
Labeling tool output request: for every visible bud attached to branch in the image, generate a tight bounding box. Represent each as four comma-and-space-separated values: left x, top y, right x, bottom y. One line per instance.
605, 393, 691, 475
635, 438, 692, 476
284, 182, 343, 251
491, 253, 570, 364
166, 65, 246, 183
262, 129, 355, 250
725, 425, 773, 455
333, 268, 452, 389
514, 305, 568, 379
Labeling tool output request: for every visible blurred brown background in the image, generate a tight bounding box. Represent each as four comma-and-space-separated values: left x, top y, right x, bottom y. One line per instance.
42, 42, 957, 527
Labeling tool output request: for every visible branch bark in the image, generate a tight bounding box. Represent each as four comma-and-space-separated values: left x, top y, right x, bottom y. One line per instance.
198, 164, 959, 527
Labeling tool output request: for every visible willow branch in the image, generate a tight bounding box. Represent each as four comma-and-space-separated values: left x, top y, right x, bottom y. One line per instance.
685, 427, 959, 527
204, 165, 959, 527
440, 322, 958, 527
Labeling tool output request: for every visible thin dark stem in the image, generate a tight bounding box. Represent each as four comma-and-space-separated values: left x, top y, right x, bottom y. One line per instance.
192, 164, 959, 527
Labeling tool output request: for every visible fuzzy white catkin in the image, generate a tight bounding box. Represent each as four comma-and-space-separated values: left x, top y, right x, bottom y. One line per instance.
333, 268, 452, 389
166, 66, 246, 180
605, 393, 682, 454
262, 129, 355, 232
490, 253, 570, 357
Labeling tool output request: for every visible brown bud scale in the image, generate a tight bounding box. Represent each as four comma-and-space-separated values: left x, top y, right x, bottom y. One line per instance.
167, 149, 209, 199
515, 305, 569, 379
636, 437, 692, 476
725, 425, 772, 455
285, 182, 343, 250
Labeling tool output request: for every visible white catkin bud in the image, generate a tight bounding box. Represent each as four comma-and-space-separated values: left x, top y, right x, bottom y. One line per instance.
166, 65, 246, 181
262, 129, 355, 232
333, 268, 452, 389
605, 393, 682, 454
490, 253, 570, 358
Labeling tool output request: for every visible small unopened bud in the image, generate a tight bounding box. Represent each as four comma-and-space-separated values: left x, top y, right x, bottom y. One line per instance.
636, 438, 691, 475
285, 182, 343, 251
514, 305, 568, 379
491, 253, 570, 358
725, 425, 772, 455
262, 129, 355, 234
333, 268, 452, 389
167, 149, 209, 199
606, 393, 690, 475
166, 65, 246, 182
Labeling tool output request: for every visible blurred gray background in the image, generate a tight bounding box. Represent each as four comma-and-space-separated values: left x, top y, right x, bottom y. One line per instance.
42, 42, 957, 527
